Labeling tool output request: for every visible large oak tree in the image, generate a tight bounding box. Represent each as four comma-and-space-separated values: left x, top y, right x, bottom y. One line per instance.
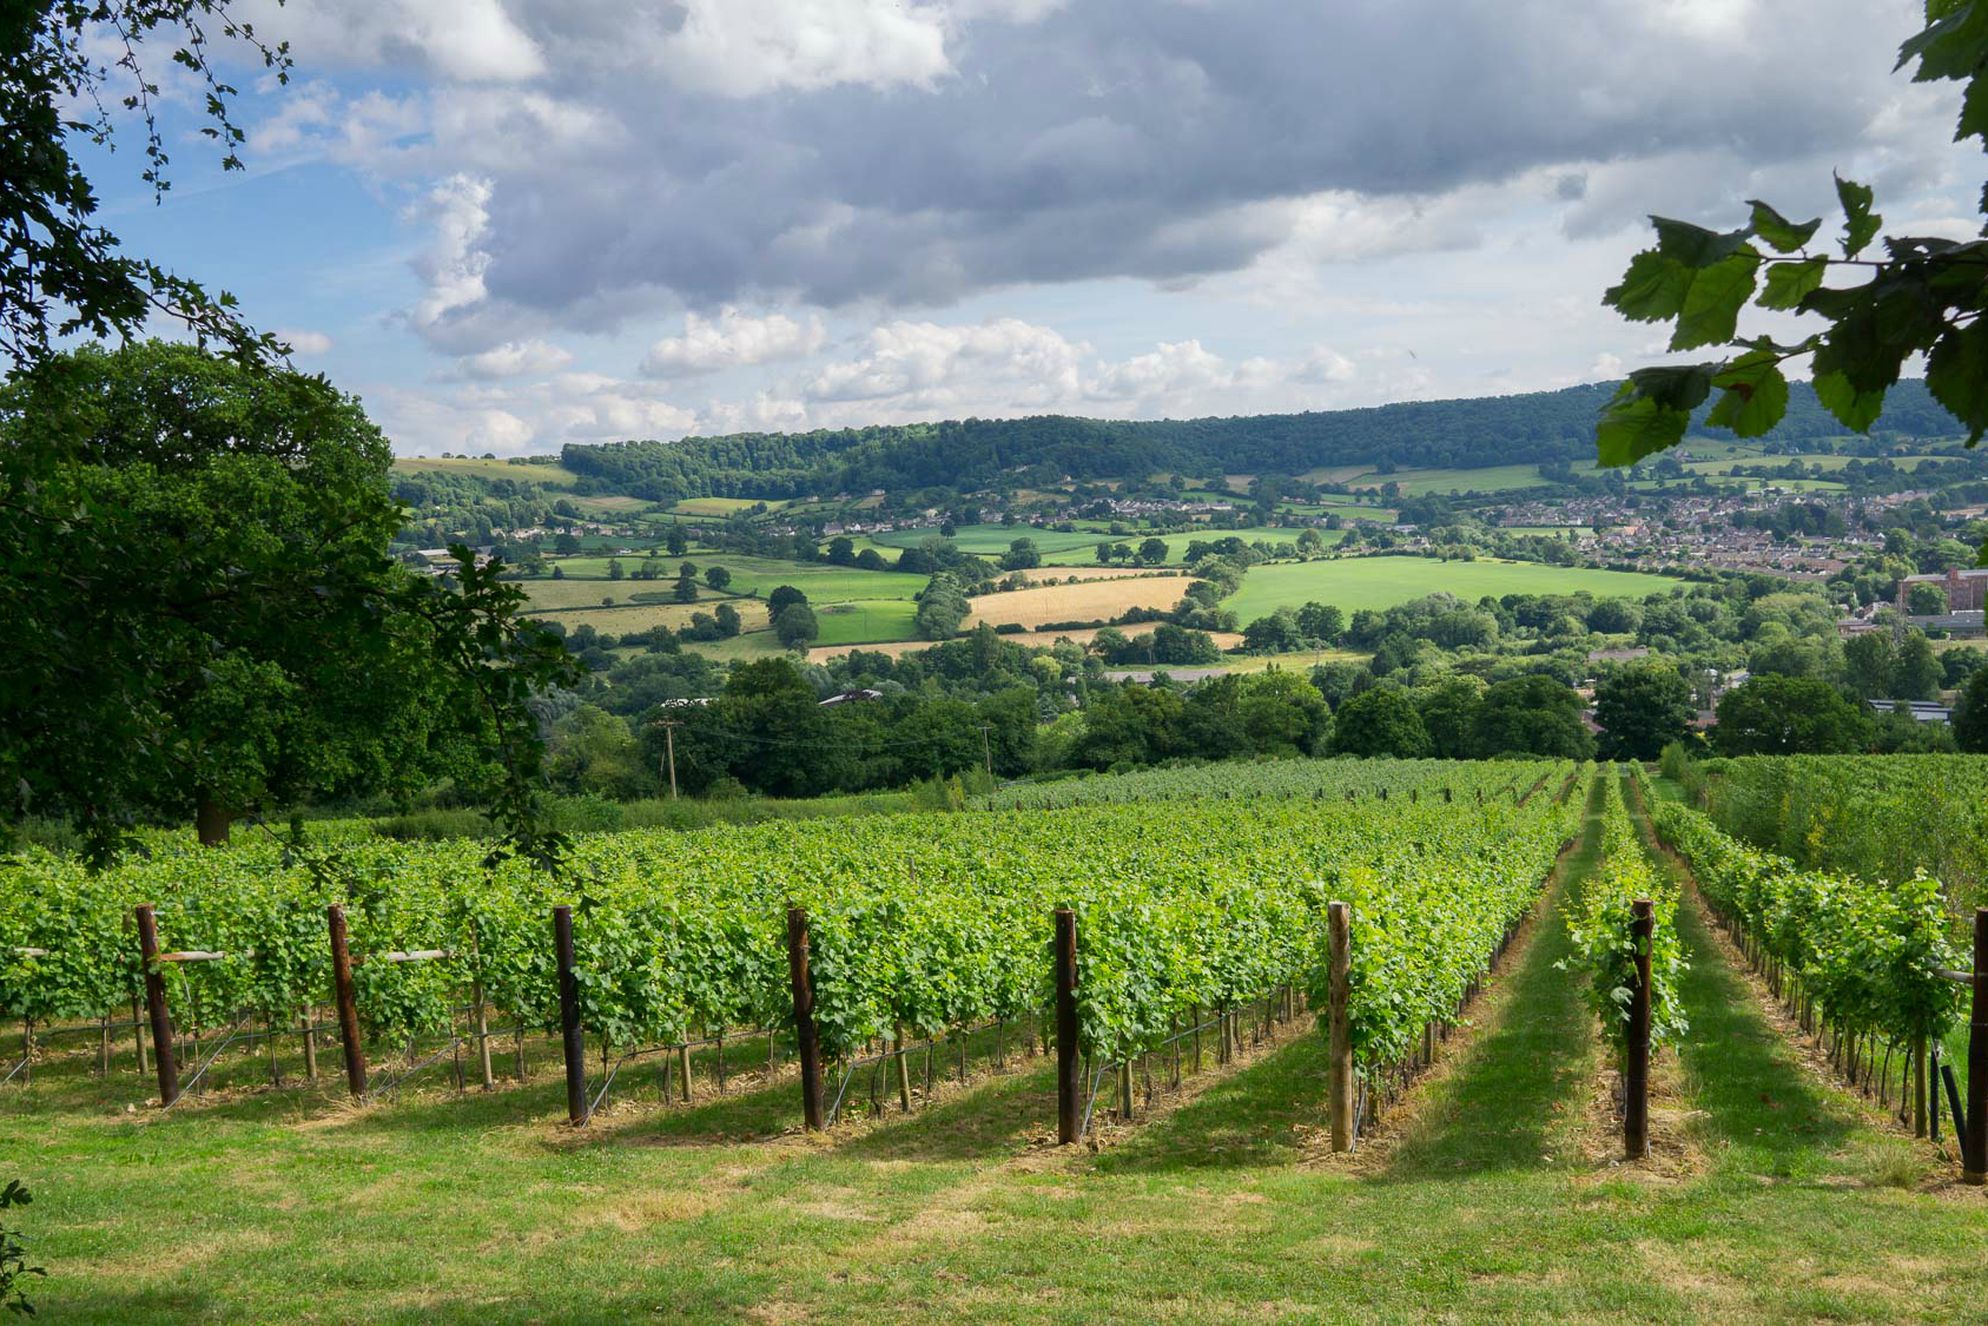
0, 342, 577, 861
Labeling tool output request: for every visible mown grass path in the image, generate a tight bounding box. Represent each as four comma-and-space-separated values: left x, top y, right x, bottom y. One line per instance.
11, 771, 1988, 1323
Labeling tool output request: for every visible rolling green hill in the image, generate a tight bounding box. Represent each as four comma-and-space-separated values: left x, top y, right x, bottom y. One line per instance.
557, 379, 1957, 504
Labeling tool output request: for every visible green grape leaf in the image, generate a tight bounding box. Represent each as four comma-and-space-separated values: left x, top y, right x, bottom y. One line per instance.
1596, 366, 1715, 466
1813, 369, 1889, 433
1747, 200, 1821, 253
1706, 352, 1791, 438
1835, 174, 1882, 259
1897, 0, 1988, 85
1604, 249, 1693, 322
1673, 252, 1761, 349
1759, 256, 1828, 310
1652, 216, 1752, 267
1926, 318, 1988, 443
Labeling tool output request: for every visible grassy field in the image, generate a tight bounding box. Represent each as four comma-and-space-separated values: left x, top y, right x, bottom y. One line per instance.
669, 497, 789, 516
533, 599, 773, 637
11, 770, 1987, 1322
865, 524, 1103, 557
1223, 557, 1683, 620
864, 525, 1343, 567
540, 556, 926, 605
811, 599, 921, 646
391, 456, 583, 485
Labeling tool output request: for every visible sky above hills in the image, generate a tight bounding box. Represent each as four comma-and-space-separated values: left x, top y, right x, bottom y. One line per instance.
100, 0, 1981, 455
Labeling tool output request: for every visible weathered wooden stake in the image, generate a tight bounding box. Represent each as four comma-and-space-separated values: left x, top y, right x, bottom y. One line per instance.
472, 983, 494, 1091
554, 904, 588, 1126
135, 905, 179, 1106
300, 1008, 319, 1081
787, 906, 824, 1131
1054, 907, 1079, 1144
1965, 908, 1987, 1184
1327, 900, 1352, 1152
327, 905, 367, 1098
130, 992, 148, 1077
1625, 898, 1654, 1161
895, 1022, 913, 1112
1910, 1036, 1926, 1138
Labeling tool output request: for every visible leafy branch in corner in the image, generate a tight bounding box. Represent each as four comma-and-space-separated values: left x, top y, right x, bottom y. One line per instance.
1597, 1, 1988, 502
0, 1180, 44, 1316
0, 2, 295, 369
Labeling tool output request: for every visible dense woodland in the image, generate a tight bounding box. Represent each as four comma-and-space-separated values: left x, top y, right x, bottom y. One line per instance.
558, 380, 1954, 504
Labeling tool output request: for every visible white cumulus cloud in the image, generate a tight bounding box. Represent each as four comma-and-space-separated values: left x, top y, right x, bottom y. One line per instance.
642, 308, 827, 376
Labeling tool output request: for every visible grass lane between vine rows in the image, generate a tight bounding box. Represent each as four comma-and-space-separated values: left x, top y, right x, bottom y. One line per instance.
10, 770, 1988, 1323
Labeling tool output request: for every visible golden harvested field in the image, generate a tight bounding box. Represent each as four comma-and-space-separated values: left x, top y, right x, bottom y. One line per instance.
963, 575, 1197, 629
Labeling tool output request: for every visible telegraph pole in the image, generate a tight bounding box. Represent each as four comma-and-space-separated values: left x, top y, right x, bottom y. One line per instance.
978, 722, 993, 776
658, 719, 681, 799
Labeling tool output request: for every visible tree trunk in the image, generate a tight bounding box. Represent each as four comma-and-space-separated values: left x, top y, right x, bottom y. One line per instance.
196, 797, 231, 847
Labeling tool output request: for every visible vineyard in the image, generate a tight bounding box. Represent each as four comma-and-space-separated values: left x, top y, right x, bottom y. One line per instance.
2, 760, 1577, 1136
9, 756, 1988, 1322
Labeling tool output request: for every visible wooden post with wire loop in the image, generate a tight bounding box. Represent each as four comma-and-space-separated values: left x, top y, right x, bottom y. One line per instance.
555, 905, 588, 1126
328, 905, 367, 1098
1625, 899, 1654, 1161
135, 905, 179, 1107
787, 906, 824, 1131
1054, 908, 1079, 1144
1327, 901, 1352, 1151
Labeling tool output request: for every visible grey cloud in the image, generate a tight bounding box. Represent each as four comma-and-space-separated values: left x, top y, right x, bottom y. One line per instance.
340, 0, 1955, 346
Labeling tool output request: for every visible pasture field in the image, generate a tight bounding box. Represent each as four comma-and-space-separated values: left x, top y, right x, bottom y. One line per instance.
6, 762, 1988, 1322
568, 495, 656, 513
807, 626, 1249, 661
864, 523, 1101, 557
391, 456, 583, 485
1221, 556, 1683, 620
1348, 462, 1603, 496
533, 599, 773, 638
864, 525, 1342, 567
810, 599, 921, 646
668, 497, 789, 516
1036, 527, 1344, 567
541, 556, 926, 605
697, 556, 929, 603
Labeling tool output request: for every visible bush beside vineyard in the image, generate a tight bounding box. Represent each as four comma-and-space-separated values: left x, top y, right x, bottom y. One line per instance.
1, 760, 1579, 1082
1652, 799, 1959, 1049
1703, 756, 1988, 913
1563, 769, 1687, 1050
974, 757, 1533, 811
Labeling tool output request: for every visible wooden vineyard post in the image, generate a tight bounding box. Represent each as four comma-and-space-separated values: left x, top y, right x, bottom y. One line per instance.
1914, 1034, 1927, 1140
786, 907, 824, 1132
1054, 908, 1079, 1145
1625, 899, 1654, 1161
300, 1009, 318, 1082
472, 982, 495, 1091
327, 905, 367, 1098
134, 905, 179, 1107
1327, 900, 1352, 1152
895, 1022, 913, 1112
555, 905, 588, 1126
1966, 908, 1988, 1185
131, 992, 148, 1077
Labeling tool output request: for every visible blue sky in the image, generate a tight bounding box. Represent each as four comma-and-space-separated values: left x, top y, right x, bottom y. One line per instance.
90, 0, 1981, 456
